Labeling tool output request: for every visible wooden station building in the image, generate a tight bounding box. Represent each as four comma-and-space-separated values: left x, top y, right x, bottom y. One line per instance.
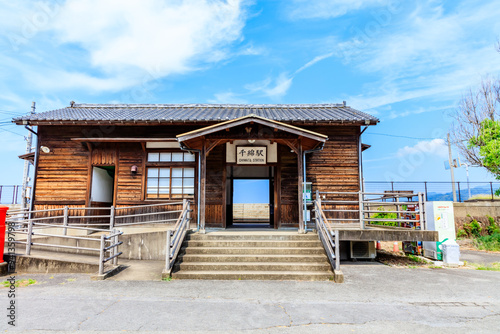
14, 103, 378, 232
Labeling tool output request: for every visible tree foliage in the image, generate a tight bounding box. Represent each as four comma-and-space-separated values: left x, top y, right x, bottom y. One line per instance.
469, 119, 500, 179
450, 78, 500, 166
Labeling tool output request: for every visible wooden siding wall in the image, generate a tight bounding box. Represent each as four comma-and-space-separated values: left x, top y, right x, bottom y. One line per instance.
35, 130, 88, 207
33, 124, 360, 227
279, 145, 299, 226
116, 143, 143, 204
205, 145, 225, 227
305, 126, 360, 222
305, 126, 360, 193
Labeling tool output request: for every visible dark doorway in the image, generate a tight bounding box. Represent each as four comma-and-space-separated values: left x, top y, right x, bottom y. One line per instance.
89, 166, 115, 225
226, 166, 274, 228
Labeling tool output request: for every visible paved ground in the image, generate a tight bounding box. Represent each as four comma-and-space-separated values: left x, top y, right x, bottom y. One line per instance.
460, 249, 500, 265
1, 262, 499, 333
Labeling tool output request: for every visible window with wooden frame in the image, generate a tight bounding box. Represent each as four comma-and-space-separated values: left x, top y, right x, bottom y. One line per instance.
146, 151, 196, 199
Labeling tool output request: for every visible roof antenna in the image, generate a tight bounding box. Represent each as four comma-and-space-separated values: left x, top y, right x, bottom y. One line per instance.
343, 101, 346, 107
70, 101, 75, 107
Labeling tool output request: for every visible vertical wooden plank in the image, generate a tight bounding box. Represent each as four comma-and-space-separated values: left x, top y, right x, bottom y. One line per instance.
275, 155, 281, 229
297, 139, 304, 233
85, 144, 93, 208
199, 139, 206, 233
222, 154, 227, 228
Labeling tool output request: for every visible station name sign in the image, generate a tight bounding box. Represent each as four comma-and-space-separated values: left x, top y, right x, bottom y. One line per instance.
236, 146, 267, 165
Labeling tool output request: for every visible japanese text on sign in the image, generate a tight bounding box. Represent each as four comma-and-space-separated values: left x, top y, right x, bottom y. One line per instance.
236, 146, 267, 164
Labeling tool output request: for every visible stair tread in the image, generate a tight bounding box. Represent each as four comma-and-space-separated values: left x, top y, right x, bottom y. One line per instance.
181, 254, 326, 258
179, 261, 329, 266
174, 270, 333, 274
184, 245, 323, 249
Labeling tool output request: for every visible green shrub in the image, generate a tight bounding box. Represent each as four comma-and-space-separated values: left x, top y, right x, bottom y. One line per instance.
486, 216, 500, 235
456, 228, 468, 239
464, 219, 482, 238
371, 206, 398, 226
474, 232, 500, 252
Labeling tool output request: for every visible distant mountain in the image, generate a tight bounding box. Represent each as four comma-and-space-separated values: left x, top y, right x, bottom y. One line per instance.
426, 185, 497, 201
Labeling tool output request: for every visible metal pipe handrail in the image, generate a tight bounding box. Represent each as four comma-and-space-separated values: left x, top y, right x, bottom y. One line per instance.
31, 242, 100, 252
67, 215, 111, 219
114, 210, 182, 219
31, 233, 101, 242
164, 200, 191, 276
115, 201, 184, 210
115, 218, 178, 226
314, 197, 339, 271
31, 222, 110, 232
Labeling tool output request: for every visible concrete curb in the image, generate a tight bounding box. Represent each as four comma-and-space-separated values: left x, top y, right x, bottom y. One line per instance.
333, 269, 344, 283
91, 265, 127, 281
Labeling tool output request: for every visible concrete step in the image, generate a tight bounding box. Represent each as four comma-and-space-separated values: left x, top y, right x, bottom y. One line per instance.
178, 254, 328, 263
182, 246, 326, 255
183, 240, 322, 248
187, 234, 319, 241
171, 270, 334, 281
175, 262, 331, 272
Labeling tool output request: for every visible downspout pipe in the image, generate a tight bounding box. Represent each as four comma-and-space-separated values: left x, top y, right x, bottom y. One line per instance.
29, 127, 39, 218
179, 144, 201, 232
303, 142, 326, 232
359, 126, 368, 193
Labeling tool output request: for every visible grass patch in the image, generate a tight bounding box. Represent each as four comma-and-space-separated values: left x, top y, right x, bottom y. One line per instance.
66, 278, 76, 282
2, 279, 37, 288
407, 254, 428, 263
469, 262, 500, 271
469, 194, 500, 200
429, 265, 443, 269
474, 233, 500, 252
162, 276, 172, 282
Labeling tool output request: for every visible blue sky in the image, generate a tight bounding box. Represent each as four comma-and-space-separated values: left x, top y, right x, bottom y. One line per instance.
1, 0, 500, 189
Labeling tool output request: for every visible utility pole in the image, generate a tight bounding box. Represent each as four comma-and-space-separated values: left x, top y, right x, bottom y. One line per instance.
460, 162, 471, 200
447, 133, 457, 202
21, 102, 36, 210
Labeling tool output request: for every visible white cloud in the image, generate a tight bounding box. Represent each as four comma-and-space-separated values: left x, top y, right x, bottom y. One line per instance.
295, 52, 334, 74
50, 0, 247, 76
335, 1, 500, 111
287, 0, 391, 20
396, 139, 448, 158
0, 0, 250, 93
208, 92, 248, 104
244, 73, 293, 99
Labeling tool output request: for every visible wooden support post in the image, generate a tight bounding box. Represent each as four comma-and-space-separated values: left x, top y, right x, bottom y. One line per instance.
335, 229, 340, 270
26, 220, 33, 255
185, 199, 191, 229
109, 206, 115, 231
63, 206, 69, 236
98, 234, 105, 275
112, 229, 118, 266
418, 192, 424, 230
358, 192, 364, 229
297, 141, 304, 233
199, 141, 207, 234
165, 230, 171, 271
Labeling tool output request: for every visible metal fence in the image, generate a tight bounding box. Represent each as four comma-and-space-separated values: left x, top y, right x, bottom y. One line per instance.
0, 185, 22, 204
364, 181, 500, 202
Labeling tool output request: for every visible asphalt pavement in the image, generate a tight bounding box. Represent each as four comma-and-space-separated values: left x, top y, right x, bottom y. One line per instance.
1, 262, 499, 333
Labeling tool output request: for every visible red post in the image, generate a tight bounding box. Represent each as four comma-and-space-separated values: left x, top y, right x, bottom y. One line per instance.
0, 206, 8, 263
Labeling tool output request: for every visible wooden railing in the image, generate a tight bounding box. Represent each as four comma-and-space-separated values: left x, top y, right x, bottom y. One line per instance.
315, 190, 426, 230
5, 201, 190, 277
6, 217, 123, 276
314, 196, 340, 271
164, 199, 191, 276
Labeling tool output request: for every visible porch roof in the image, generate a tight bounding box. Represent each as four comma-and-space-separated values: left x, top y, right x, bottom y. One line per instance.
176, 114, 328, 151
